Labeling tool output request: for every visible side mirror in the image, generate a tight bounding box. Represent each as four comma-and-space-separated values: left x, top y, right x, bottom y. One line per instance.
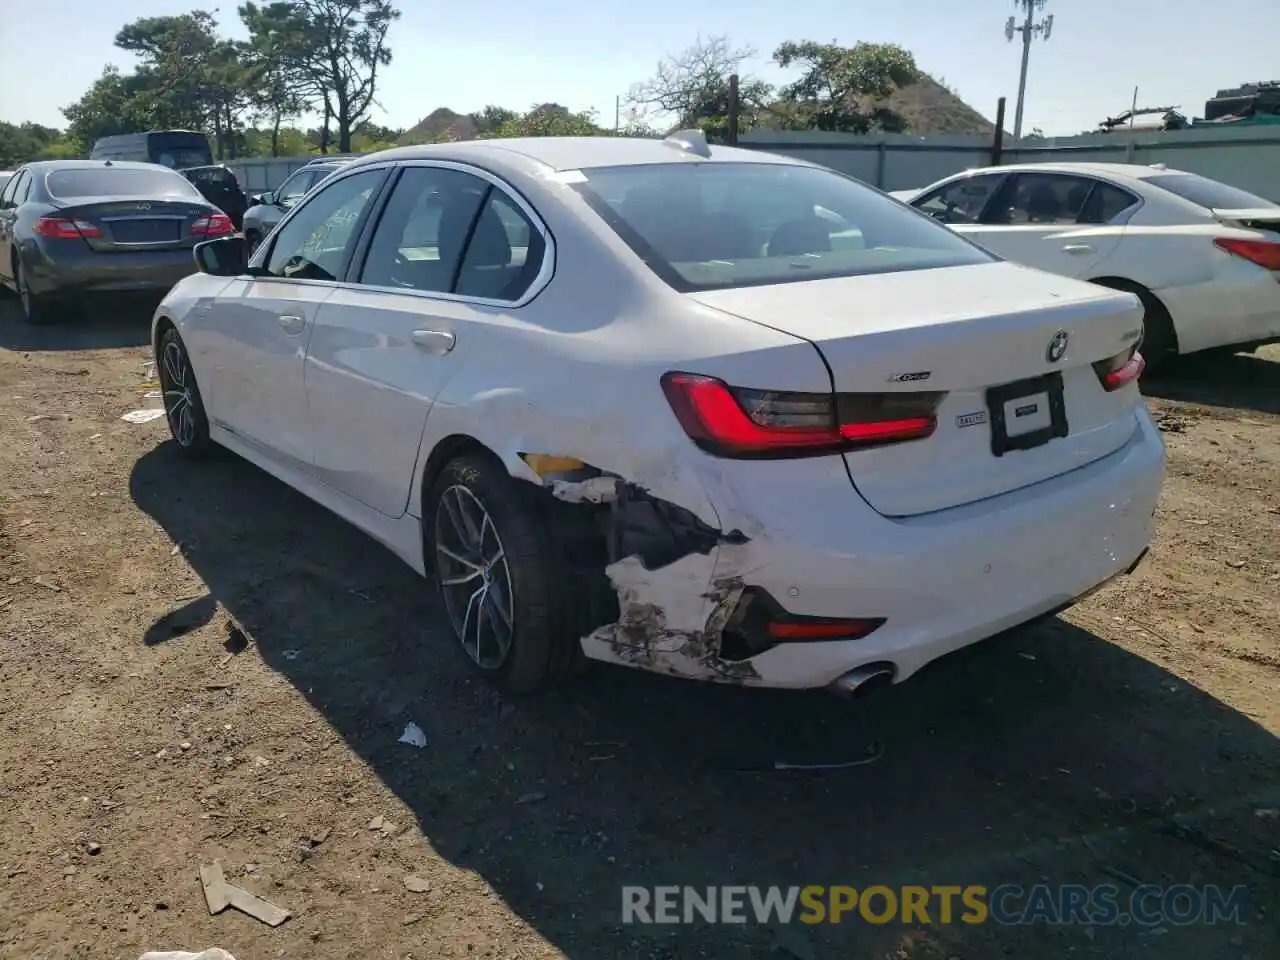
262, 191, 277, 206
194, 235, 248, 276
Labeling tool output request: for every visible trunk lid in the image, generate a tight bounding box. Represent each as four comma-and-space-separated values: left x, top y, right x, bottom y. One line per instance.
49, 199, 214, 252
689, 261, 1147, 517
1212, 208, 1280, 234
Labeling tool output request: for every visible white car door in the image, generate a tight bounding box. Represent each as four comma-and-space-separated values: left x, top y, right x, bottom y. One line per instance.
949, 172, 1127, 278
305, 163, 548, 518
194, 167, 388, 468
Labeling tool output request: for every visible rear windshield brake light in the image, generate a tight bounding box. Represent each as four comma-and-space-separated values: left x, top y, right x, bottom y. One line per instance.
660, 372, 944, 459
34, 216, 101, 240
1214, 237, 1280, 271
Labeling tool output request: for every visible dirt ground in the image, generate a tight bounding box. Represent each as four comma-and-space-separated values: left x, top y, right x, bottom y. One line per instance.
0, 299, 1276, 960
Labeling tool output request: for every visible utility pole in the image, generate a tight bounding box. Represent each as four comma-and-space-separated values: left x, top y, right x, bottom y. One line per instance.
1005, 0, 1054, 141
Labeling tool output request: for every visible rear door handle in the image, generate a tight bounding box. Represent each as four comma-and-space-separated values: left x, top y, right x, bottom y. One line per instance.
412, 329, 456, 354
278, 314, 306, 334
1062, 243, 1094, 254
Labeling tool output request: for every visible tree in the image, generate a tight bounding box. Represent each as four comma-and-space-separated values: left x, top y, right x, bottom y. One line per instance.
488, 104, 603, 138
771, 40, 919, 133
240, 2, 320, 155
62, 66, 150, 148
0, 122, 72, 167
252, 0, 401, 153
627, 35, 773, 139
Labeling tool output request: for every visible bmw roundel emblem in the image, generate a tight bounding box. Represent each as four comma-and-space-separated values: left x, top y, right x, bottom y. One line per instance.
1046, 330, 1069, 363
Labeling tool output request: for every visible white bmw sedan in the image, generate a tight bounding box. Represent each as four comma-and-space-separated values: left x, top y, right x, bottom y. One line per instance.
152, 133, 1165, 696
900, 162, 1280, 365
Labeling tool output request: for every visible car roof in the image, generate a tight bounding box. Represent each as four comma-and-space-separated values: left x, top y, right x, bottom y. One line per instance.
22, 159, 184, 173
347, 136, 811, 174
948, 161, 1193, 183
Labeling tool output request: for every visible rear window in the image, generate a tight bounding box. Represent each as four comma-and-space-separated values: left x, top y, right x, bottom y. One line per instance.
573, 162, 993, 292
185, 167, 238, 188
1145, 174, 1278, 211
45, 168, 202, 200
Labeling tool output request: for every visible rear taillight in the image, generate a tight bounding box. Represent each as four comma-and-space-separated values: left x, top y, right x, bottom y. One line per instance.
1214, 237, 1280, 271
192, 213, 234, 236
660, 372, 942, 459
1092, 345, 1145, 391
34, 216, 101, 239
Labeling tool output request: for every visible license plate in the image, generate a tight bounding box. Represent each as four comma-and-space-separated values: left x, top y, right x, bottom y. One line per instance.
986, 372, 1069, 456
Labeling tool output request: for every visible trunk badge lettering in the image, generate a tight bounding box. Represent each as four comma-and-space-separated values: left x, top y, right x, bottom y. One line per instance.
887, 370, 931, 383
1046, 330, 1069, 363
956, 411, 988, 428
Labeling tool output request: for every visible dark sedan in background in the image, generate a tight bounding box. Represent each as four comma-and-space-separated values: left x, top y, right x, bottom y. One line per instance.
0, 160, 233, 325
242, 156, 353, 254
180, 164, 249, 229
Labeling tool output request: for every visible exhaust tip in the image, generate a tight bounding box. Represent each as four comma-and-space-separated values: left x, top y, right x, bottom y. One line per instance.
828, 663, 896, 699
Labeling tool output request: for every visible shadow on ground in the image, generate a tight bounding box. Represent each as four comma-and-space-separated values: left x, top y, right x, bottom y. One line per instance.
129, 444, 1280, 959
0, 294, 155, 352
1143, 346, 1280, 416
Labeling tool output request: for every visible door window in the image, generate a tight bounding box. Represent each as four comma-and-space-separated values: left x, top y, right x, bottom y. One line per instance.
913, 174, 1006, 224
358, 166, 489, 294
14, 172, 32, 204
455, 190, 545, 300
264, 169, 385, 282
1079, 182, 1139, 224
986, 173, 1097, 225
0, 170, 23, 208
276, 170, 316, 207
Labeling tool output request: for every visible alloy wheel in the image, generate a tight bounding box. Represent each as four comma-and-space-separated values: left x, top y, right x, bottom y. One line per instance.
16, 265, 31, 317
160, 338, 198, 447
434, 484, 515, 670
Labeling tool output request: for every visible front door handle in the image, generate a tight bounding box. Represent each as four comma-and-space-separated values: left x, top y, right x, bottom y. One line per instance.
278, 314, 306, 334
1062, 243, 1095, 254
412, 329, 456, 354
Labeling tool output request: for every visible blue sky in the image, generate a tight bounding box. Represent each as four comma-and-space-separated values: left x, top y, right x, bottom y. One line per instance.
1, 0, 1276, 137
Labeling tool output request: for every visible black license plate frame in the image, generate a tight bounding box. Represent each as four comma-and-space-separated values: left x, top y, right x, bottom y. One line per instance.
986, 371, 1069, 457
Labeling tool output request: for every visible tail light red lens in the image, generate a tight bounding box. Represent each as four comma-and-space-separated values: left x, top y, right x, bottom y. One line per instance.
1214, 237, 1280, 271
34, 217, 101, 239
1092, 346, 1145, 391
660, 372, 942, 459
191, 213, 234, 237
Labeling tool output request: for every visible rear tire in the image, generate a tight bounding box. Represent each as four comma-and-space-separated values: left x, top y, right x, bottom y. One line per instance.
428, 455, 582, 694
245, 231, 262, 258
157, 327, 214, 458
15, 261, 51, 326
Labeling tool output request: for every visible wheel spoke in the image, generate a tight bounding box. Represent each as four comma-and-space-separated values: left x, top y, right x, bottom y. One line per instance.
178, 404, 195, 446
486, 577, 512, 628
440, 567, 482, 586
163, 344, 186, 388
437, 543, 481, 571
441, 490, 478, 557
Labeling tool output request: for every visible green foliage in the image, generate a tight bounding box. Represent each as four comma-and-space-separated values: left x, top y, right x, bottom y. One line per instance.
0, 122, 78, 167
489, 104, 604, 138
771, 40, 919, 133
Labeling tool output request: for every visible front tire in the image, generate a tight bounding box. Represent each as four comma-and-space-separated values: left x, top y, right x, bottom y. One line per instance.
157, 327, 214, 457
428, 455, 581, 693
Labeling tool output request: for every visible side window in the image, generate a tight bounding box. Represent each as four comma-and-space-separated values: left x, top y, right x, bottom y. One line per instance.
277, 171, 315, 207
986, 173, 1095, 226
455, 190, 545, 301
0, 171, 20, 207
1079, 182, 1139, 224
14, 171, 33, 204
914, 175, 1005, 224
264, 169, 385, 282
358, 166, 488, 294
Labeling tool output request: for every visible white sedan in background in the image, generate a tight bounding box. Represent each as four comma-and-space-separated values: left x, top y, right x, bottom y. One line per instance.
898, 163, 1280, 365
152, 134, 1163, 697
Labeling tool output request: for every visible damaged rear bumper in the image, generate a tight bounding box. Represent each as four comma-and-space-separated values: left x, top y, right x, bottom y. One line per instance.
577, 409, 1165, 690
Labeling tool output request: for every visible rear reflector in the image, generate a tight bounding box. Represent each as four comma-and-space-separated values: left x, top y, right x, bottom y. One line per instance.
720, 586, 887, 661
1092, 346, 1145, 391
1214, 237, 1280, 271
191, 213, 234, 237
660, 372, 943, 459
34, 216, 101, 240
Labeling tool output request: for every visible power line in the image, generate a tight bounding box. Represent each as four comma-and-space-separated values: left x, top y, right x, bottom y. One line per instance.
1004, 0, 1054, 140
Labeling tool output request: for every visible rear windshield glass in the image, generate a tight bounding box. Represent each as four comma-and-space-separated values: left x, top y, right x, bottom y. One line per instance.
45, 168, 202, 200
1146, 174, 1278, 211
185, 167, 238, 188
573, 162, 993, 292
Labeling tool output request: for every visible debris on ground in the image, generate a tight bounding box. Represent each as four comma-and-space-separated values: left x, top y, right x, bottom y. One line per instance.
140, 951, 237, 960
516, 791, 547, 805
199, 861, 291, 927
121, 409, 166, 424
403, 874, 431, 893
397, 722, 427, 748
